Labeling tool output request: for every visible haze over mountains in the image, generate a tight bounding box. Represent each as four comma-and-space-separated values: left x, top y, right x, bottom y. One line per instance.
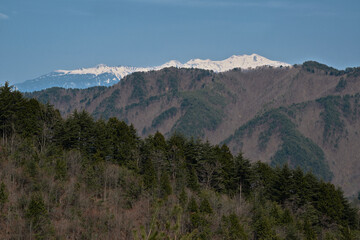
15, 54, 290, 92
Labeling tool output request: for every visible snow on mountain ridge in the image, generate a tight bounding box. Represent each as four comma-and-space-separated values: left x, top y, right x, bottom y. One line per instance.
55, 54, 290, 78
15, 54, 291, 92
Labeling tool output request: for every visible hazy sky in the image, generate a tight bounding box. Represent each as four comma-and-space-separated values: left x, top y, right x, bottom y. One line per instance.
1, 0, 360, 84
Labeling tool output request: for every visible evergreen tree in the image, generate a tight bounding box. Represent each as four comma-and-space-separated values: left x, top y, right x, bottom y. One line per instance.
303, 218, 317, 240
107, 118, 139, 168
292, 167, 306, 205
215, 144, 234, 193
55, 157, 67, 181
60, 110, 96, 154
253, 211, 276, 240
159, 171, 172, 199
234, 153, 253, 196
221, 213, 248, 240
179, 188, 188, 208
272, 164, 294, 204
199, 197, 213, 214
26, 193, 51, 239
0, 181, 8, 210
153, 131, 167, 151
188, 166, 200, 191
196, 141, 220, 189
94, 118, 111, 160
187, 196, 203, 232
281, 208, 293, 225
187, 196, 198, 214
142, 157, 156, 190
251, 161, 276, 197
316, 182, 345, 225
16, 98, 42, 138
0, 82, 25, 141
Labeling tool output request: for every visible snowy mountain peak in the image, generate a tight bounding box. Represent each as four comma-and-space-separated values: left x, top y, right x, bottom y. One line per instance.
179, 53, 290, 72
157, 60, 183, 69
16, 54, 291, 92
56, 54, 289, 77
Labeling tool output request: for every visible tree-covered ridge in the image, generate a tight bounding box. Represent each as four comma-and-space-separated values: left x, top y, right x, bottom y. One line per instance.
316, 94, 360, 146
24, 64, 360, 143
0, 83, 359, 239
224, 93, 360, 182
223, 108, 332, 181
173, 89, 227, 138
301, 61, 360, 77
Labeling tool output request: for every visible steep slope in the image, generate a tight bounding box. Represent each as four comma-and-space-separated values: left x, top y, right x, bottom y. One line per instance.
15, 54, 289, 92
224, 94, 360, 196
2, 85, 359, 238
26, 63, 360, 140
25, 63, 360, 195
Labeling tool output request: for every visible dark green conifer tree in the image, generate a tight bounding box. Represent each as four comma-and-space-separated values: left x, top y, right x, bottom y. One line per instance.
153, 131, 167, 151
179, 188, 188, 208
281, 208, 293, 225
251, 161, 276, 197
60, 110, 96, 155
55, 157, 67, 181
159, 171, 172, 199
303, 218, 316, 240
221, 213, 248, 240
199, 197, 213, 214
0, 82, 25, 143
94, 119, 110, 160
187, 196, 198, 214
26, 193, 51, 239
187, 196, 203, 232
188, 166, 200, 191
215, 144, 234, 193
234, 153, 253, 196
142, 158, 157, 190
0, 181, 8, 211
253, 211, 275, 240
107, 118, 139, 168
272, 164, 294, 204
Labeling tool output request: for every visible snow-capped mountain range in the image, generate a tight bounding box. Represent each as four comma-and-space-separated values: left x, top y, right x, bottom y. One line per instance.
15, 54, 291, 92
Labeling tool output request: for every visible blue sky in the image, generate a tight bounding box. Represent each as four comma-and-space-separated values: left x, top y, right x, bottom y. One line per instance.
0, 0, 360, 84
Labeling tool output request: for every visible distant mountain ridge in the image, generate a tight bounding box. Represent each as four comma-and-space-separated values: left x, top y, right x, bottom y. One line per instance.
15, 54, 290, 92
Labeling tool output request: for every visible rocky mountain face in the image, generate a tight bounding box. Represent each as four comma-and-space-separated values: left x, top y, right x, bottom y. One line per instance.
26, 62, 360, 196
15, 54, 289, 92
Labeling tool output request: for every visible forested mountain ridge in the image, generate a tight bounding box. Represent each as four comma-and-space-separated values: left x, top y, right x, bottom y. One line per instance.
26, 62, 360, 196
223, 94, 360, 195
26, 63, 360, 140
1, 83, 360, 239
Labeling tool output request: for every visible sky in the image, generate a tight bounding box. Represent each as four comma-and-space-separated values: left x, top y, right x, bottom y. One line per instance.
0, 0, 360, 84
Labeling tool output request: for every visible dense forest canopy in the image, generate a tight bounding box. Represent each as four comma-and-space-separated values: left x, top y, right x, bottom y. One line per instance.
0, 82, 359, 239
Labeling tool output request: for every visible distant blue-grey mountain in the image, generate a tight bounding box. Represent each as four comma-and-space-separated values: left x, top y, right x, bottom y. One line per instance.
15, 71, 121, 92
15, 65, 125, 92
15, 54, 290, 92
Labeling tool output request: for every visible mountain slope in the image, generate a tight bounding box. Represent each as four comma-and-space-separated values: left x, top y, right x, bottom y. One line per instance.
26, 63, 360, 195
15, 54, 290, 92
2, 84, 359, 238
223, 95, 360, 195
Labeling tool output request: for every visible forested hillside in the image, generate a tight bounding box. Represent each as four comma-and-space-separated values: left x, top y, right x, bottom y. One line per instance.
25, 63, 360, 197
1, 83, 360, 239
26, 63, 360, 141
224, 94, 360, 196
